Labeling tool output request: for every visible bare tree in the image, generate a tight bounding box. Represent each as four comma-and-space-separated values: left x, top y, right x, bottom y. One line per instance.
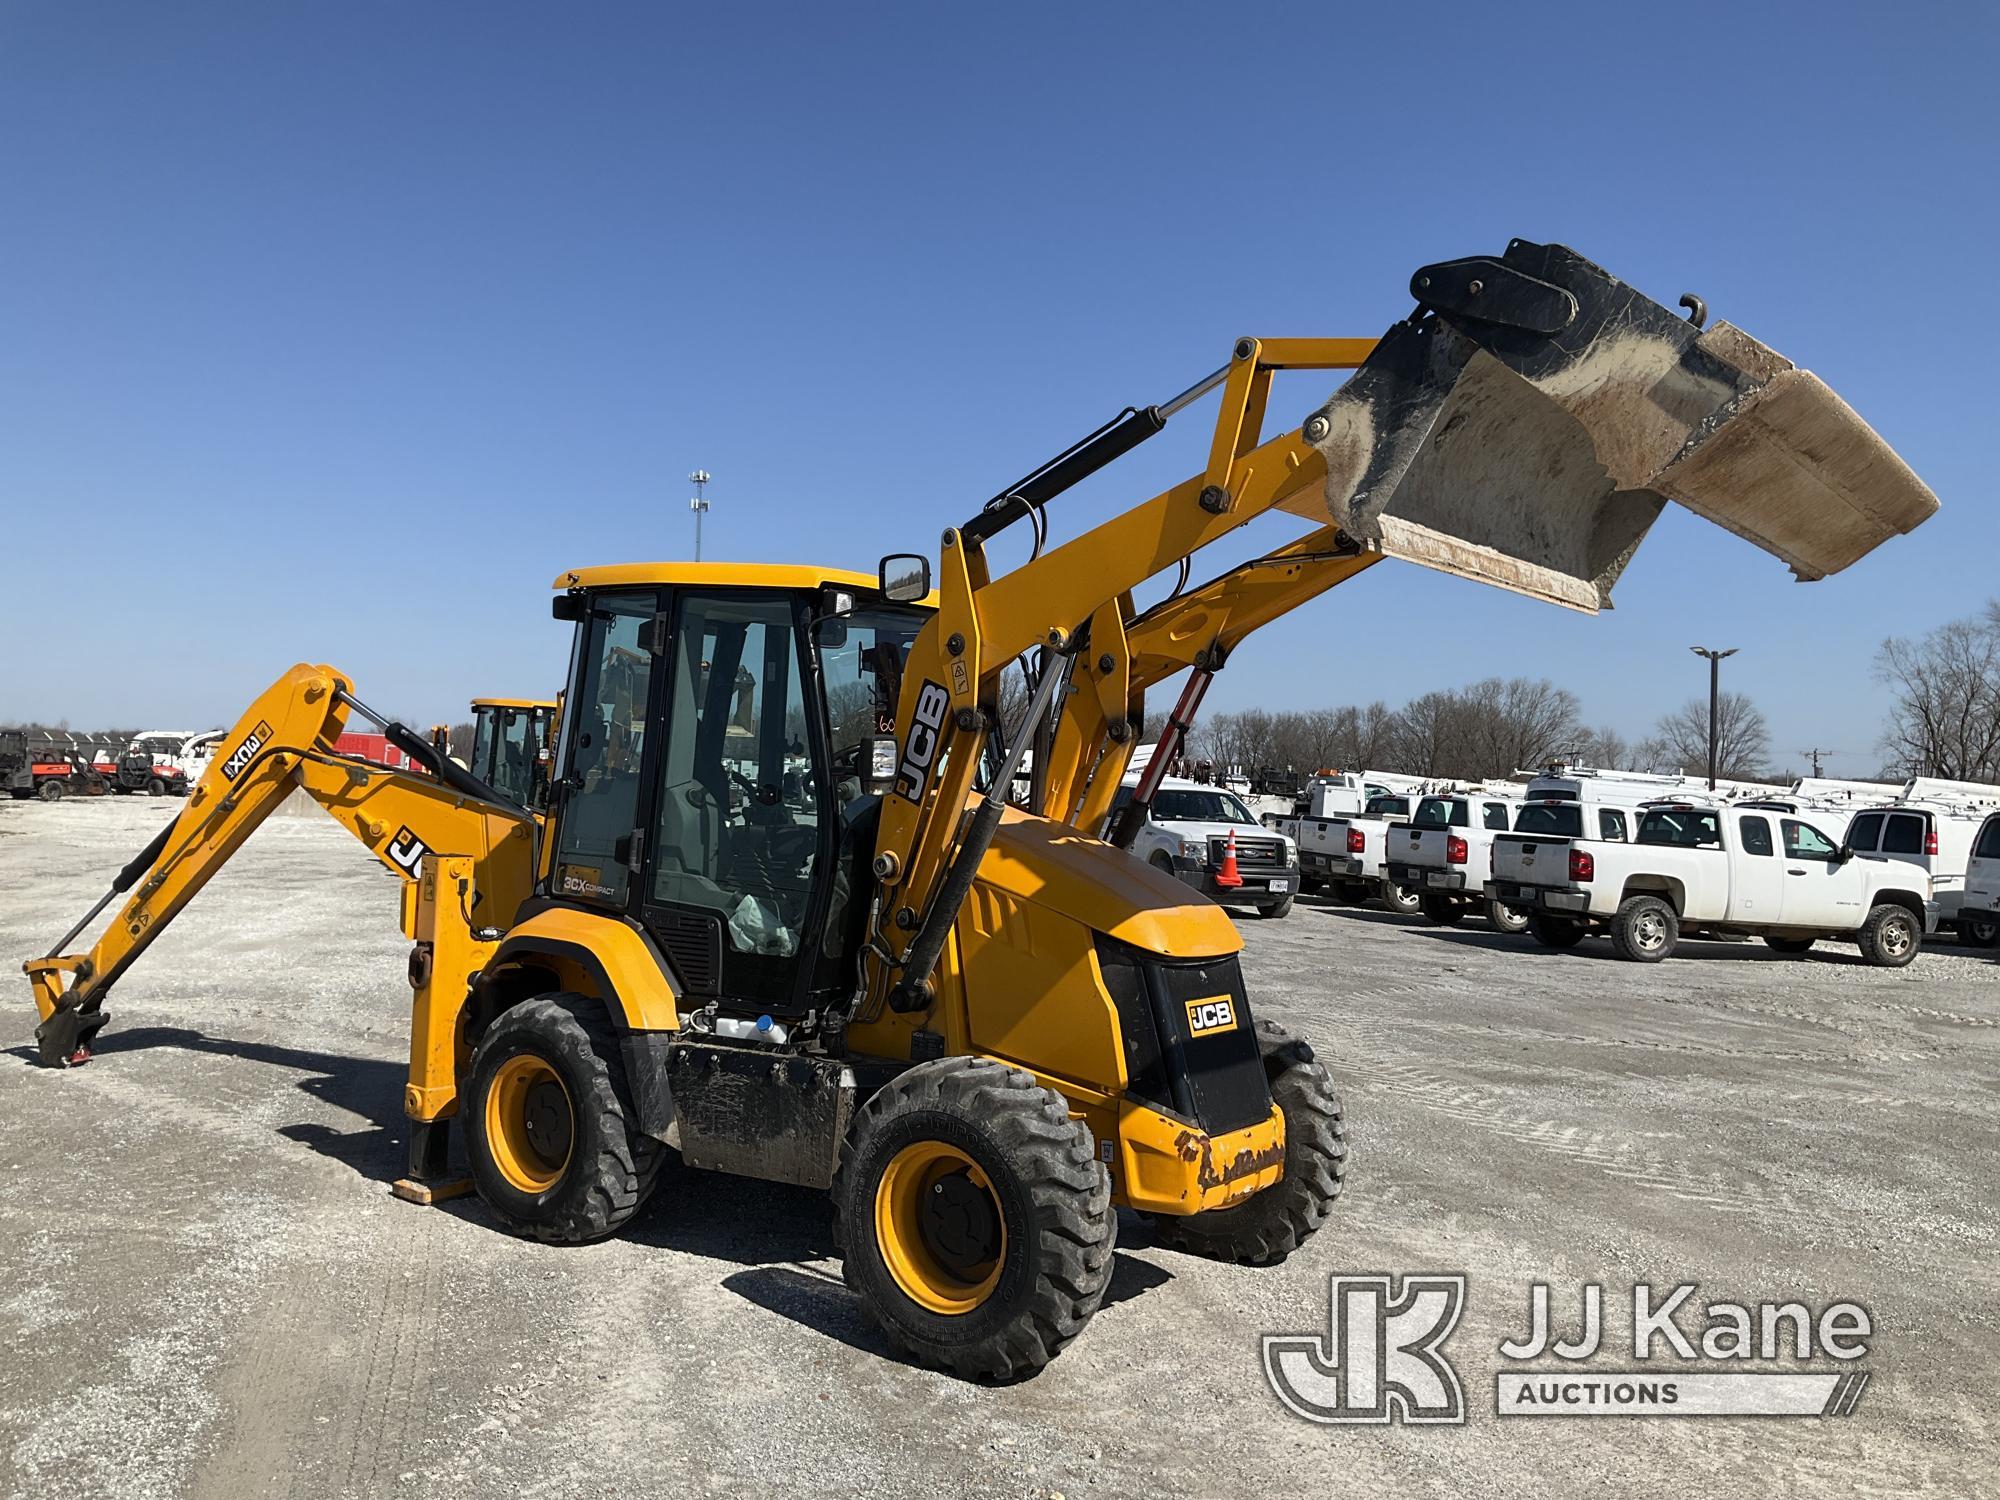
1874, 604, 2000, 780
1650, 691, 1772, 780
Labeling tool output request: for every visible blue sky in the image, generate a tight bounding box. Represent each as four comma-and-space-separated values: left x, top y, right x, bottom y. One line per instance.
2, 3, 1992, 774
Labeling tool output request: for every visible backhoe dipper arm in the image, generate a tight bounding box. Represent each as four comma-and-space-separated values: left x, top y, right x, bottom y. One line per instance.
25, 664, 536, 1072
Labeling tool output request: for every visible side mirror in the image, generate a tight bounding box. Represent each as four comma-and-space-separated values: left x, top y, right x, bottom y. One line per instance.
551, 593, 585, 622
1836, 844, 1854, 864
878, 553, 931, 603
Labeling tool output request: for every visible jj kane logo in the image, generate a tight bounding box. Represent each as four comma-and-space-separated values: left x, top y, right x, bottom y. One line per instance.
220, 721, 274, 782
1265, 1275, 1873, 1424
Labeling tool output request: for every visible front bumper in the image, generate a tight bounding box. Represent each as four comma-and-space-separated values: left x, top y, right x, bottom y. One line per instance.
1485, 880, 1591, 914
1117, 1098, 1287, 1215
1170, 855, 1296, 902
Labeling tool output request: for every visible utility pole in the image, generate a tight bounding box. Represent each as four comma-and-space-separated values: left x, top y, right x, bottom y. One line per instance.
688, 469, 711, 562
1799, 746, 1831, 778
1689, 645, 1738, 790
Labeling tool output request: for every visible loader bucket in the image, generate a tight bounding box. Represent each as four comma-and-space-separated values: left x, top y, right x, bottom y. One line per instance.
1285, 240, 1938, 610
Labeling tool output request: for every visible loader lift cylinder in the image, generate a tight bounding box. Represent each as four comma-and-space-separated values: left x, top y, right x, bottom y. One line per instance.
1107, 663, 1213, 851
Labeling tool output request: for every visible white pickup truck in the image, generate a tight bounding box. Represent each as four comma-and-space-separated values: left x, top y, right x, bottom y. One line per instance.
1113, 777, 1301, 918
1488, 801, 1936, 966
1276, 792, 1421, 912
1381, 791, 1528, 930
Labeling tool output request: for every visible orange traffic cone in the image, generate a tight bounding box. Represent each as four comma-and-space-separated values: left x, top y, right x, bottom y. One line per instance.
1215, 830, 1243, 889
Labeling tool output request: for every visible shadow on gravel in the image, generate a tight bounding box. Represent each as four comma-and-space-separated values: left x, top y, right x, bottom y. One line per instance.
718, 1247, 1173, 1362
1400, 928, 1880, 966
43, 1024, 410, 1177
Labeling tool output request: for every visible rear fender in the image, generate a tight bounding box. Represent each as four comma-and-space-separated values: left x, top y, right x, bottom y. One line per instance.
1622, 874, 1685, 914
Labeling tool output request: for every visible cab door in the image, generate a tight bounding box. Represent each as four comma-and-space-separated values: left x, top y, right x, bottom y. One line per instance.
637, 590, 830, 1013
1729, 813, 1785, 921
1778, 817, 1867, 927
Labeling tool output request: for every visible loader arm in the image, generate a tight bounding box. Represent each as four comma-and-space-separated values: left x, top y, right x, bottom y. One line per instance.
25, 665, 537, 1099
866, 241, 1936, 1016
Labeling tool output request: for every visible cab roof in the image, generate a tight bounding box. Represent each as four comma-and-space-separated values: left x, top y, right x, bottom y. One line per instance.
555, 562, 900, 596
470, 697, 555, 711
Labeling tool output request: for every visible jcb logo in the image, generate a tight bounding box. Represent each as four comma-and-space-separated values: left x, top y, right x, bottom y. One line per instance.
385, 826, 428, 877
1264, 1274, 1466, 1425
893, 680, 950, 804
220, 721, 274, 782
1184, 996, 1237, 1036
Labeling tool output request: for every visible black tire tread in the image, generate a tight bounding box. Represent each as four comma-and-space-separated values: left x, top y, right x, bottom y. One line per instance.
1147, 1020, 1347, 1266
469, 994, 664, 1245
831, 1056, 1115, 1381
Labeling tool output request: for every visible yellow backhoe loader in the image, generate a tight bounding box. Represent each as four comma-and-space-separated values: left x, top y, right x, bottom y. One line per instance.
24, 243, 1936, 1379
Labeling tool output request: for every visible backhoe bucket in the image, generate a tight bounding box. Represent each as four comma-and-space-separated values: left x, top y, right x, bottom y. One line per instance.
1286, 241, 1937, 610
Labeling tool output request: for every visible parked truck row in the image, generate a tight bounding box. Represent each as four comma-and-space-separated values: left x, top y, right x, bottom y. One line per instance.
1244, 761, 2000, 967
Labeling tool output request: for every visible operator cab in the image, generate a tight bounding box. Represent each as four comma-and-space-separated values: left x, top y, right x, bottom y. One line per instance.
468, 698, 558, 812
546, 564, 928, 1018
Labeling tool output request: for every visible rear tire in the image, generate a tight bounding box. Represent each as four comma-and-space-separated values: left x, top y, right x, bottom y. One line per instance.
1527, 912, 1588, 949
1147, 1020, 1346, 1265
1764, 935, 1816, 955
1337, 881, 1371, 905
833, 1057, 1114, 1382
463, 993, 663, 1244
1610, 894, 1678, 963
1956, 915, 2000, 948
1856, 903, 1921, 968
1484, 897, 1530, 934
1382, 882, 1421, 916
1259, 895, 1295, 919
1418, 894, 1463, 926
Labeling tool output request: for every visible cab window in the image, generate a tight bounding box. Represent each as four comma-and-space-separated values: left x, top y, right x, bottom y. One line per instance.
1846, 812, 1884, 852
1599, 809, 1628, 842
1978, 817, 2000, 860
1740, 815, 1774, 857
1637, 808, 1721, 847
1783, 819, 1838, 861
1483, 802, 1511, 830
1414, 797, 1463, 828
1881, 813, 1925, 856
1514, 803, 1582, 838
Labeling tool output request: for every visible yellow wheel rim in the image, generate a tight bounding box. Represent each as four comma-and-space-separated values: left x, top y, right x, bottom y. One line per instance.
484, 1054, 573, 1194
873, 1141, 1007, 1315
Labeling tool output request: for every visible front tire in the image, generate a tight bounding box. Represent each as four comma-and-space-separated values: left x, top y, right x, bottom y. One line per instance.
38, 781, 64, 802
833, 1057, 1114, 1381
1857, 903, 1921, 968
1418, 894, 1464, 926
463, 994, 664, 1244
147, 776, 167, 796
1259, 895, 1295, 919
1610, 894, 1678, 962
1147, 1020, 1346, 1265
1484, 897, 1530, 934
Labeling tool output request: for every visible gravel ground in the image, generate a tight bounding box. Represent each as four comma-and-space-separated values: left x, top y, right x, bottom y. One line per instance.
1, 797, 1996, 1499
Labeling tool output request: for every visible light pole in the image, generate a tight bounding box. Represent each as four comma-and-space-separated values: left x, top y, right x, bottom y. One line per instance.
1689, 645, 1738, 789
688, 469, 711, 561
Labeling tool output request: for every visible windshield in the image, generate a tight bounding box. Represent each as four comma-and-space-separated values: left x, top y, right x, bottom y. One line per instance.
1413, 796, 1464, 828
1152, 788, 1257, 824
1514, 802, 1583, 838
